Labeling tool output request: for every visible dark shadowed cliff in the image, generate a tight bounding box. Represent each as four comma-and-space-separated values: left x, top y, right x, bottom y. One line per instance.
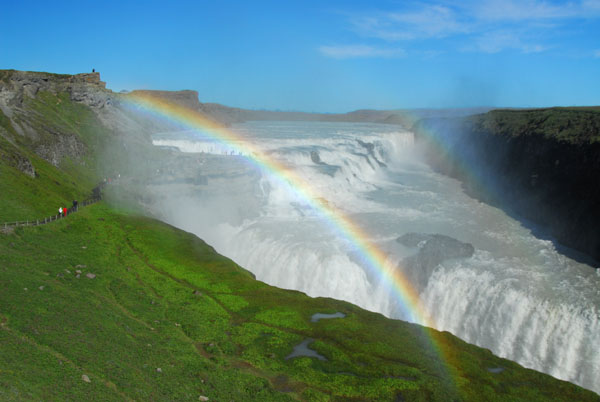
414, 108, 600, 264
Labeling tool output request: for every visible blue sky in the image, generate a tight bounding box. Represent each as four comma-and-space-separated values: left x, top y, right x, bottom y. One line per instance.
1, 0, 599, 112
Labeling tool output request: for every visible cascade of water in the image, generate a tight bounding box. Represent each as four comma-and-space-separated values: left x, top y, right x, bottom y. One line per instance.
152, 121, 600, 394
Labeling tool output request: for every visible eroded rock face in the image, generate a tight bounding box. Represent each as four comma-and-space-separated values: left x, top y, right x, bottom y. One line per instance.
0, 70, 109, 109
1, 149, 36, 177
0, 70, 113, 166
397, 233, 474, 292
34, 134, 86, 167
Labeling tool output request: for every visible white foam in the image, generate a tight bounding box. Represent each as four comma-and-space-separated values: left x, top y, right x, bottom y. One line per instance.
150, 121, 600, 394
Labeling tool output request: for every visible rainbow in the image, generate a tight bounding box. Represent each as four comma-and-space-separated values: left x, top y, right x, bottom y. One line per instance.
121, 91, 460, 386
123, 91, 436, 326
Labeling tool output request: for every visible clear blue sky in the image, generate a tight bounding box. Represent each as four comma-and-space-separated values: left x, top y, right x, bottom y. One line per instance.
1, 0, 599, 112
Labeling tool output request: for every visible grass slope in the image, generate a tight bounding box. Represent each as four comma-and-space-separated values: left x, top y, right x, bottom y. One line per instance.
0, 204, 597, 401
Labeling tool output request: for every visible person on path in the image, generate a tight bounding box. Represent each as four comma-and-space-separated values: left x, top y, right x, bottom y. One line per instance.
72, 200, 78, 212
59, 207, 63, 217
64, 207, 68, 217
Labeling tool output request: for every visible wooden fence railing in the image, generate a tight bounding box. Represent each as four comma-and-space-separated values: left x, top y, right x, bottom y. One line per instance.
1, 197, 101, 229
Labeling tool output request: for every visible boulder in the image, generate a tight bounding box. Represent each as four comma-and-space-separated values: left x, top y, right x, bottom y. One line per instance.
397, 233, 474, 292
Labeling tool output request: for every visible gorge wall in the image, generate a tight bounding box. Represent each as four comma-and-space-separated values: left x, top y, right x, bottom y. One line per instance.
414, 108, 600, 263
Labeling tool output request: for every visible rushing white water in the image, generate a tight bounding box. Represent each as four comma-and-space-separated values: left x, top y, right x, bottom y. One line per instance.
150, 121, 600, 394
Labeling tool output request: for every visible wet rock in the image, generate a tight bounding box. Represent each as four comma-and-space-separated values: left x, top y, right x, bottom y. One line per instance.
397, 233, 474, 292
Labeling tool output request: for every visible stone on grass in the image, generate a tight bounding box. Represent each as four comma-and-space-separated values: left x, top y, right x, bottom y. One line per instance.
76, 264, 87, 268
82, 374, 91, 383
86, 273, 96, 279
156, 367, 162, 373
75, 274, 81, 279
38, 286, 44, 291
199, 396, 209, 401
75, 270, 82, 274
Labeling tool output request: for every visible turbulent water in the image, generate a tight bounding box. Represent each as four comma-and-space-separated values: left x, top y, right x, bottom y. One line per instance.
151, 121, 600, 394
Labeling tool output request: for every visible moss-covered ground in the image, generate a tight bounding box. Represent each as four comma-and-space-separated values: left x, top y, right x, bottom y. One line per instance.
468, 107, 600, 144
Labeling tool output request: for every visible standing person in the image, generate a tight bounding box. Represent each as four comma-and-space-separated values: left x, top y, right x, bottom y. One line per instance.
64, 207, 68, 217
59, 207, 63, 217
72, 200, 78, 212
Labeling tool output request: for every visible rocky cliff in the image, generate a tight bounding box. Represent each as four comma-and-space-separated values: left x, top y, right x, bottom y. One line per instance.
0, 70, 113, 170
414, 108, 600, 263
0, 70, 109, 109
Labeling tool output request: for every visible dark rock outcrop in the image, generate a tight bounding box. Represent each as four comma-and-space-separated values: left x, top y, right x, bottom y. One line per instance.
0, 70, 109, 110
0, 146, 36, 177
413, 108, 600, 263
397, 233, 474, 291
310, 150, 322, 164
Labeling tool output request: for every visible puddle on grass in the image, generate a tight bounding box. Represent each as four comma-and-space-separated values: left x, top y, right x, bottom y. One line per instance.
310, 312, 346, 323
285, 338, 327, 361
487, 367, 505, 374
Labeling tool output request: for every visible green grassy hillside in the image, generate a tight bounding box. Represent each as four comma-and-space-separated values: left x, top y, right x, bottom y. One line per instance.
0, 71, 598, 400
2, 204, 597, 401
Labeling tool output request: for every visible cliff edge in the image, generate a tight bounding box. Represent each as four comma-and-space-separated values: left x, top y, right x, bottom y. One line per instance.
414, 108, 600, 263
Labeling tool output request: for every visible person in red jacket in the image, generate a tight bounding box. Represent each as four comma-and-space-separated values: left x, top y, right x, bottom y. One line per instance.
64, 207, 68, 216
